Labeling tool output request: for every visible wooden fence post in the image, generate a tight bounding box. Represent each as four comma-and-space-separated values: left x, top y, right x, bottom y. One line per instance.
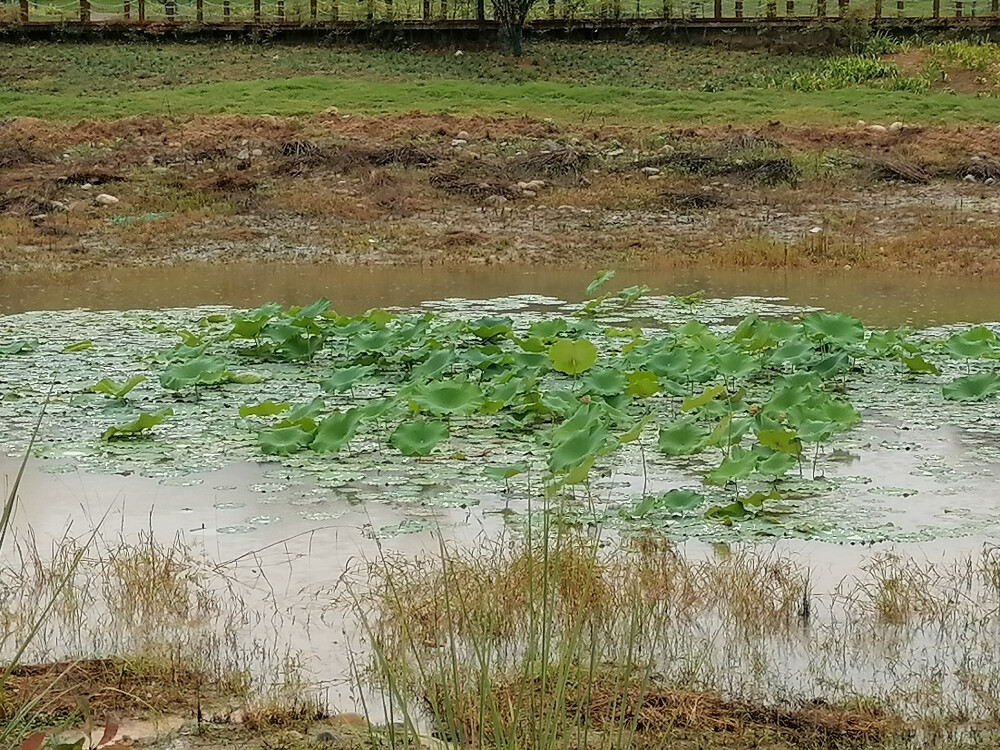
310, 0, 316, 17
80, 0, 90, 21
476, 0, 484, 19
223, 0, 230, 17
422, 0, 429, 17
734, 0, 742, 16
165, 0, 174, 19
932, 0, 939, 14
874, 0, 881, 15
956, 0, 963, 14
816, 0, 824, 15
838, 0, 848, 13
766, 0, 776, 16
196, 0, 203, 20
253, 0, 260, 21
786, 0, 793, 14
138, 0, 145, 20
714, 0, 721, 17
277, 0, 284, 18
20, 0, 29, 22
896, 0, 902, 14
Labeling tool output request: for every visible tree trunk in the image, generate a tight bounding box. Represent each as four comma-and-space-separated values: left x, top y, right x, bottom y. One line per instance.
499, 23, 524, 55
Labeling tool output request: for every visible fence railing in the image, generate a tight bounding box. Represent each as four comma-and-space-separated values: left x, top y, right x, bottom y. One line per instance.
1, 0, 996, 24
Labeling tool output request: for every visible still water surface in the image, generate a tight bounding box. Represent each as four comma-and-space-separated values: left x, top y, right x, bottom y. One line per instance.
3, 264, 1000, 326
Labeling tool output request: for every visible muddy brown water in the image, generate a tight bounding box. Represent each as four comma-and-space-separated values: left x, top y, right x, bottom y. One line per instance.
3, 262, 1000, 722
3, 263, 1000, 327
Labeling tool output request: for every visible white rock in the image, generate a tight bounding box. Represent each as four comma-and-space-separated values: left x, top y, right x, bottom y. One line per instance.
606, 148, 625, 157
95, 193, 119, 205
963, 174, 977, 182
660, 144, 675, 155
251, 148, 263, 157
456, 130, 471, 140
647, 174, 662, 180
49, 201, 68, 212
30, 213, 47, 221
986, 177, 995, 185
809, 226, 822, 234
525, 179, 546, 190
236, 149, 250, 160
868, 124, 888, 133
454, 49, 464, 56
641, 167, 660, 175
451, 139, 467, 147
888, 121, 904, 132
521, 189, 537, 198
81, 182, 93, 190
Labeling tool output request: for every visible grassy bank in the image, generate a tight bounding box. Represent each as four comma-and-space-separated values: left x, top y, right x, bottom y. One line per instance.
3, 39, 1000, 124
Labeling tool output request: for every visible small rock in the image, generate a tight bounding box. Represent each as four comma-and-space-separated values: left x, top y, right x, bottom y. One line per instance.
525, 179, 545, 190
521, 189, 537, 198
888, 121, 904, 133
236, 148, 250, 160
81, 182, 93, 191
868, 124, 888, 134
856, 120, 867, 127
454, 49, 464, 56
964, 174, 977, 182
516, 181, 529, 190
606, 148, 625, 157
48, 200, 68, 212
986, 177, 995, 185
647, 174, 662, 180
660, 144, 676, 155
328, 713, 367, 728
466, 151, 481, 160
456, 130, 471, 140
809, 226, 822, 234
251, 148, 263, 157
451, 139, 467, 147
241, 138, 249, 146
322, 106, 340, 115
95, 193, 119, 205
30, 213, 47, 221
640, 166, 660, 175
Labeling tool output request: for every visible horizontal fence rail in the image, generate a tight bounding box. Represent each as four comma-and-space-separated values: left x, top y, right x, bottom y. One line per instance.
2, 0, 999, 26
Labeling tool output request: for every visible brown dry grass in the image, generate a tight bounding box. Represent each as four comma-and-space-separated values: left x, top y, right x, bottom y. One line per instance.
433, 674, 900, 749
6, 114, 1000, 275
0, 657, 229, 724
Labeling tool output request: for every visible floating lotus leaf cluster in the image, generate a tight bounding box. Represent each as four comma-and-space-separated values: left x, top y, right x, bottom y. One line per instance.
1, 281, 999, 543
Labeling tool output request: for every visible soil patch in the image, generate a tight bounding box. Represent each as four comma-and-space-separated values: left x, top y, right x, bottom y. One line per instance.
1, 658, 236, 724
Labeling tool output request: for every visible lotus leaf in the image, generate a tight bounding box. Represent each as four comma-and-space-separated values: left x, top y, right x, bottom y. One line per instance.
103, 408, 173, 440
390, 420, 449, 456
658, 418, 708, 456
942, 372, 1000, 402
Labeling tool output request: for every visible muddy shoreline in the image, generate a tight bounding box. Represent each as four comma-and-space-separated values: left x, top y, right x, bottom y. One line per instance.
5, 114, 1000, 277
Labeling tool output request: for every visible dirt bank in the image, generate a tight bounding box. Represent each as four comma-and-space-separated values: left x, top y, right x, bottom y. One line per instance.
4, 114, 1000, 275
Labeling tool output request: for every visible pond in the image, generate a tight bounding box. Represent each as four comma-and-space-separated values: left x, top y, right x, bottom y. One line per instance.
2, 263, 1000, 722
